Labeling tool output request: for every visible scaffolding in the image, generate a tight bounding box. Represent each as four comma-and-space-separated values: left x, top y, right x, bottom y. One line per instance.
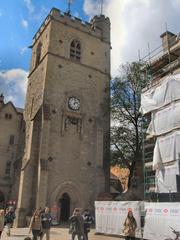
140, 31, 180, 88
139, 31, 180, 201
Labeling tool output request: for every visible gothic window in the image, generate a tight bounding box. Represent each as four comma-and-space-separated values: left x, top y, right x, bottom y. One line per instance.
70, 40, 81, 61
5, 161, 11, 175
35, 42, 42, 67
9, 135, 15, 145
5, 113, 12, 119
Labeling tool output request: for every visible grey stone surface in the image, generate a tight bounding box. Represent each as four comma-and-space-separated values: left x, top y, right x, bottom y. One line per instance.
2, 227, 123, 240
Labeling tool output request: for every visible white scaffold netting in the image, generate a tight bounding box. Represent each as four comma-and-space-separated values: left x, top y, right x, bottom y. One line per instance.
155, 161, 180, 193
147, 101, 180, 136
153, 131, 180, 169
140, 73, 180, 115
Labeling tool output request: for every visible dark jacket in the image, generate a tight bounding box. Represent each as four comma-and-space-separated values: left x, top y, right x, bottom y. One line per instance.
4, 211, 15, 224
82, 213, 93, 233
69, 215, 84, 235
41, 212, 52, 229
123, 216, 137, 237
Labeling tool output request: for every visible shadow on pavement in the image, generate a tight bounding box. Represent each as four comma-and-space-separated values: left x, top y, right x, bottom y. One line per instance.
11, 234, 27, 237
94, 233, 124, 239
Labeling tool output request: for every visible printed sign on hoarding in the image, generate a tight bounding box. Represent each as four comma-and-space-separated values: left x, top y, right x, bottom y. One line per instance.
95, 201, 141, 238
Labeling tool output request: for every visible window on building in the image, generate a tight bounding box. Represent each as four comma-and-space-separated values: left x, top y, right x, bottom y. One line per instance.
9, 135, 15, 145
5, 113, 12, 119
70, 40, 81, 61
5, 161, 11, 175
35, 42, 42, 67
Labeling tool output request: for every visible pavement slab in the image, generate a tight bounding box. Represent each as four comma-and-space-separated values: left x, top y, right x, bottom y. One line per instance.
1, 227, 124, 240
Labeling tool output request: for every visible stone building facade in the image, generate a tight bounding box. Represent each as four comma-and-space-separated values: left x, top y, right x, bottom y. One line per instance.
0, 94, 24, 208
14, 8, 111, 226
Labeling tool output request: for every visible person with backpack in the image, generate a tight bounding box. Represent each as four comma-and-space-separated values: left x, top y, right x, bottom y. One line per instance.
69, 208, 84, 240
40, 207, 52, 240
82, 209, 94, 240
4, 207, 15, 236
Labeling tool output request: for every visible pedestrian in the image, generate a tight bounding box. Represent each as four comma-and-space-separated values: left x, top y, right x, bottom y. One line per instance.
82, 209, 94, 240
29, 209, 42, 240
0, 209, 4, 239
4, 206, 15, 236
123, 210, 137, 240
69, 208, 84, 240
40, 207, 52, 240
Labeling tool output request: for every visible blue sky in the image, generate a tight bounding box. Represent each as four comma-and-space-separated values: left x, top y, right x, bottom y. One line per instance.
0, 0, 180, 108
0, 0, 88, 71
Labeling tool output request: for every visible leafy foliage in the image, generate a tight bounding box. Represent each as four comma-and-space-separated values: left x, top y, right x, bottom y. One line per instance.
111, 62, 147, 178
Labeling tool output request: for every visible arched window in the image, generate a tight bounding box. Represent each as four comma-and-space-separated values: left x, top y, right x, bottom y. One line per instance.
35, 42, 42, 67
70, 40, 81, 61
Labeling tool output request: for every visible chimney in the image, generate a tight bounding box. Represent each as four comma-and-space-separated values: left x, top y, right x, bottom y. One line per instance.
160, 31, 177, 52
0, 93, 4, 109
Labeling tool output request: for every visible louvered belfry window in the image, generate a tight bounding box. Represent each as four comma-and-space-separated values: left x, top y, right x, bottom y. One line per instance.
70, 40, 81, 61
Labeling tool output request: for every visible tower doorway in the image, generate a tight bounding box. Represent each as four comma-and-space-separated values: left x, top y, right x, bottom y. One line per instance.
59, 193, 70, 222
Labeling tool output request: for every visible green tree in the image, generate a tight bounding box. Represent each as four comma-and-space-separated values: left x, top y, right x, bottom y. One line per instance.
111, 62, 147, 187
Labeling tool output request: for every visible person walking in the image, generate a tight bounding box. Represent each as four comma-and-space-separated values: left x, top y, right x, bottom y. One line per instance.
123, 210, 137, 240
4, 206, 15, 236
29, 209, 42, 240
0, 210, 4, 239
40, 207, 52, 240
82, 209, 94, 240
69, 208, 84, 240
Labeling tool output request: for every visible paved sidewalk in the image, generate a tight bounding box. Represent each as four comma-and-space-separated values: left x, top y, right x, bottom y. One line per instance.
2, 227, 124, 240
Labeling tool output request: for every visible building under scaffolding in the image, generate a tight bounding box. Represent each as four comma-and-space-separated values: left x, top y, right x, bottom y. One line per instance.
140, 31, 180, 201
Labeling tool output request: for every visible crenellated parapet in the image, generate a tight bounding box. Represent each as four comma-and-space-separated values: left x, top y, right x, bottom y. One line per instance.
32, 14, 51, 44
32, 7, 110, 45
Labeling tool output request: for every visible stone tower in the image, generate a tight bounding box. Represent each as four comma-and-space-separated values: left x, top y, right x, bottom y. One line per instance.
16, 8, 111, 226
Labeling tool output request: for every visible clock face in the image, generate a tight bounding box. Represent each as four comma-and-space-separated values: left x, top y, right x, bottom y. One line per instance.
68, 97, 80, 111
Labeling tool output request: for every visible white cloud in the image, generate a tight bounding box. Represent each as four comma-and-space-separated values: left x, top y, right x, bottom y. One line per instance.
83, 0, 180, 77
32, 5, 49, 22
83, 0, 100, 16
21, 19, 29, 29
0, 69, 28, 107
20, 47, 28, 55
6, 95, 16, 103
23, 1, 49, 27
24, 0, 34, 14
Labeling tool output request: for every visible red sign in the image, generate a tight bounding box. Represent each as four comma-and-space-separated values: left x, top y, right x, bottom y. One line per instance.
163, 209, 168, 213
148, 208, 153, 213
51, 204, 60, 225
